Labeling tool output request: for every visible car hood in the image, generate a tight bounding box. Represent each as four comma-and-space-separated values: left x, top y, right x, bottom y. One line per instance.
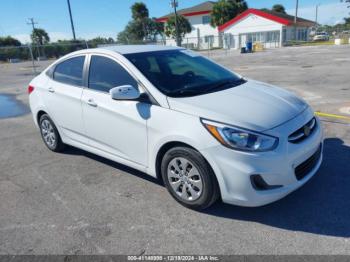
167, 80, 308, 131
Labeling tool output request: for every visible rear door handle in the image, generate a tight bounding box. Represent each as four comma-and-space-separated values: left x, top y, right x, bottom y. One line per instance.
48, 87, 55, 93
87, 98, 97, 107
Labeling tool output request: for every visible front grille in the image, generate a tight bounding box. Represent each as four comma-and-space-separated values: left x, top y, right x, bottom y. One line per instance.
288, 117, 317, 143
295, 144, 322, 180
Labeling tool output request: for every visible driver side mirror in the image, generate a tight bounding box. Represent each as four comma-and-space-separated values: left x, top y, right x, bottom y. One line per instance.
110, 85, 140, 100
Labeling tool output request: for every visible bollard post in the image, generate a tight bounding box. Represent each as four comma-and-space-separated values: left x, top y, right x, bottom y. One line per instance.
207, 40, 210, 57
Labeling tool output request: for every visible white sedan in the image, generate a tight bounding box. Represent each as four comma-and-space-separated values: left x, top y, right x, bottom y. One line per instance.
313, 32, 330, 41
28, 45, 323, 209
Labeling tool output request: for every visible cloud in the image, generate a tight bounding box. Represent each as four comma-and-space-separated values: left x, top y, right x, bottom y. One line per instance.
287, 2, 349, 25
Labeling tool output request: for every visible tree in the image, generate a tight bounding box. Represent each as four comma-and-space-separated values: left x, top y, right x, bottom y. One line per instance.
0, 36, 21, 47
164, 15, 192, 45
210, 0, 248, 27
131, 2, 149, 21
117, 18, 162, 44
131, 2, 149, 37
144, 18, 164, 41
31, 28, 50, 45
87, 37, 115, 48
272, 4, 286, 14
340, 0, 350, 14
118, 3, 163, 44
229, 0, 248, 12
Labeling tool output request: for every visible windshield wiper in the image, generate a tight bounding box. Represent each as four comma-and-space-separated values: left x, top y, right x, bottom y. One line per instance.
204, 78, 246, 93
167, 78, 246, 98
167, 87, 201, 97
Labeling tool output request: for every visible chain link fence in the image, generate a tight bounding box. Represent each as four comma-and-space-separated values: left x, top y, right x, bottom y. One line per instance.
154, 34, 281, 51
0, 42, 93, 74
0, 34, 283, 75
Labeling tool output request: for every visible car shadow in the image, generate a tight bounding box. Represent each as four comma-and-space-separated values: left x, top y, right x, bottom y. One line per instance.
63, 137, 349, 237
204, 137, 350, 237
63, 146, 162, 186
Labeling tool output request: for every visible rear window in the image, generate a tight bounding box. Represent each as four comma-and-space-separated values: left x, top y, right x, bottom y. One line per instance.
53, 56, 85, 86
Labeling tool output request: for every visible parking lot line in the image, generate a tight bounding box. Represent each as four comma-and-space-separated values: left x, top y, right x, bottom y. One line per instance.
315, 111, 350, 121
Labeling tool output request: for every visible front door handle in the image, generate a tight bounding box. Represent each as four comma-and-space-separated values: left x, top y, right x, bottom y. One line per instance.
87, 98, 97, 107
48, 87, 55, 93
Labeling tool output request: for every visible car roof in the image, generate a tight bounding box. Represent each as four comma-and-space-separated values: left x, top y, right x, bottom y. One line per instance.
95, 45, 183, 55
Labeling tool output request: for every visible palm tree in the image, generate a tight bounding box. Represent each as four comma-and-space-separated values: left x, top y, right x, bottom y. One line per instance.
31, 28, 50, 58
165, 15, 192, 46
131, 2, 149, 21
272, 4, 287, 14
131, 2, 150, 39
210, 0, 248, 27
31, 28, 50, 45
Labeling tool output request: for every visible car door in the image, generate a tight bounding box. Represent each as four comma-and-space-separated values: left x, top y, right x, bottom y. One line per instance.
81, 54, 149, 166
45, 55, 88, 144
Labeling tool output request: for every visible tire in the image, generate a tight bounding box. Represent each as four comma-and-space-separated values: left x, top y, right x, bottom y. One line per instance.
39, 114, 65, 152
161, 146, 220, 210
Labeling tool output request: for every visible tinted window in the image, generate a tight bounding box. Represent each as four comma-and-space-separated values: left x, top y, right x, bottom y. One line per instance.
125, 50, 244, 97
88, 56, 137, 92
53, 56, 85, 86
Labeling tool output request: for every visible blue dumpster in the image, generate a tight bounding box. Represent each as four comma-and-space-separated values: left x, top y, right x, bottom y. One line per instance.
246, 42, 253, 53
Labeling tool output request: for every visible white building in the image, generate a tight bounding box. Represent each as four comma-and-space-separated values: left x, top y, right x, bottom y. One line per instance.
156, 1, 220, 49
157, 1, 315, 49
219, 8, 315, 49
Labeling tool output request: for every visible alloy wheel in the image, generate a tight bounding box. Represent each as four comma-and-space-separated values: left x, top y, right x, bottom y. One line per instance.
167, 157, 203, 201
41, 119, 56, 148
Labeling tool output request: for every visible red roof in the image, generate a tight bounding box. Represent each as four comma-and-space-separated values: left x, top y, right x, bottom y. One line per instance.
156, 11, 211, 22
156, 1, 214, 22
218, 8, 315, 32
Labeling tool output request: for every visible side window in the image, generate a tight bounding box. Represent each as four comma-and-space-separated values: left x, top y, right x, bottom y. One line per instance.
88, 55, 138, 93
53, 56, 85, 86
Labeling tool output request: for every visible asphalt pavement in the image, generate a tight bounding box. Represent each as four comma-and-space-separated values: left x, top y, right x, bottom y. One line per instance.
0, 45, 349, 254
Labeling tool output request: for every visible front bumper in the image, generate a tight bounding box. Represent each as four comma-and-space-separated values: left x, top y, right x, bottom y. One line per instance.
200, 108, 324, 207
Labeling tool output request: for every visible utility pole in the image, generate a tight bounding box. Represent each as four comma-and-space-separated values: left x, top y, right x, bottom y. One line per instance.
27, 18, 40, 58
67, 0, 76, 40
27, 18, 38, 33
315, 4, 319, 27
171, 0, 180, 46
294, 0, 299, 41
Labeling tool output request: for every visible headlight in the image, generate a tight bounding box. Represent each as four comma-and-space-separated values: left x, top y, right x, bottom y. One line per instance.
201, 119, 278, 152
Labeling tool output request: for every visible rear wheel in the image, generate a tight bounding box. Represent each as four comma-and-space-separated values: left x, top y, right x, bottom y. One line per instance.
161, 147, 219, 210
39, 114, 65, 152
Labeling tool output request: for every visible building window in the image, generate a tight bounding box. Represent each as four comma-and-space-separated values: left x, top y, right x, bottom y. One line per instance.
202, 15, 211, 24
204, 35, 214, 43
297, 28, 308, 41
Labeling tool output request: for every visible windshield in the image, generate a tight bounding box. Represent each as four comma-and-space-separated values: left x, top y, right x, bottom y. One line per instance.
124, 49, 245, 97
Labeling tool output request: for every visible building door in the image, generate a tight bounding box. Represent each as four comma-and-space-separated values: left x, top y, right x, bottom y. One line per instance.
239, 34, 247, 48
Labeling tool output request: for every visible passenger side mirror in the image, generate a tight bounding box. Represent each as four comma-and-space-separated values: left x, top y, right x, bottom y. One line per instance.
110, 85, 140, 100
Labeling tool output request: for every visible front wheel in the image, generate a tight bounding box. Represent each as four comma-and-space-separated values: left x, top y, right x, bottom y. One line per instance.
161, 147, 219, 210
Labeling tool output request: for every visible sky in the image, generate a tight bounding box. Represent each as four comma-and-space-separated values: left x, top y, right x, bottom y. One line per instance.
0, 0, 348, 43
